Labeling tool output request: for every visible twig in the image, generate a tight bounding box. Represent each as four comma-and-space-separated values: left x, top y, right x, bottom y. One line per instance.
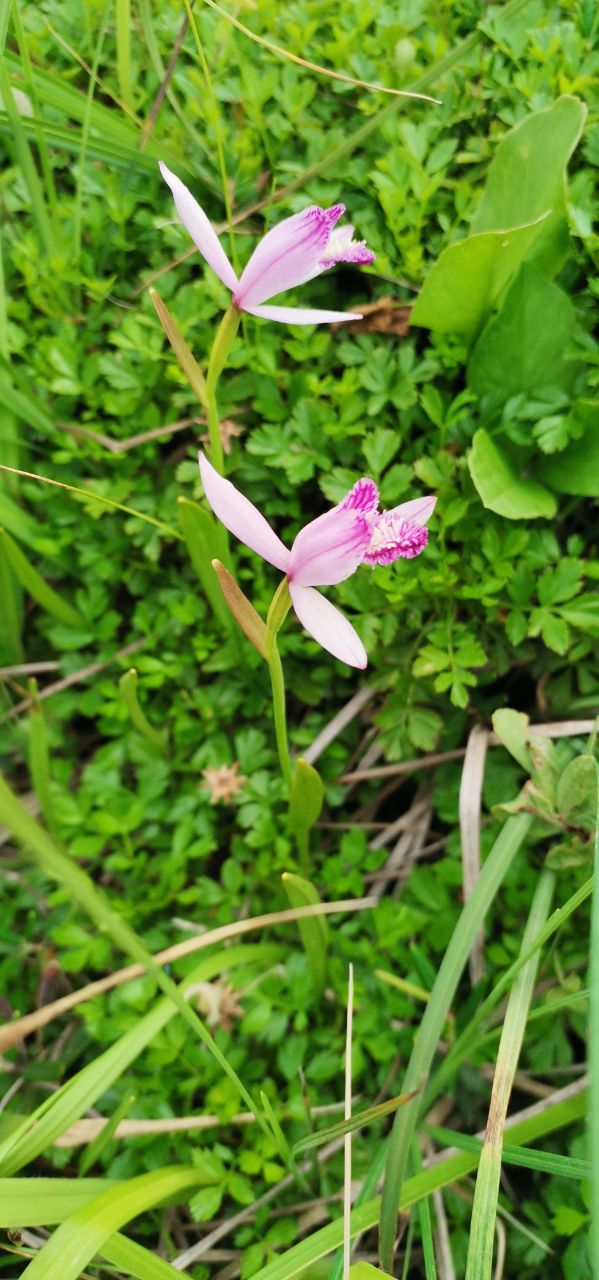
340, 720, 597, 784
0, 897, 376, 1051
1, 639, 145, 723
0, 663, 60, 678
303, 686, 376, 766
60, 416, 204, 455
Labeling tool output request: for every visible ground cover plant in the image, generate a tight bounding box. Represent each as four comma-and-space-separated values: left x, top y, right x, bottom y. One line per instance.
0, 0, 598, 1277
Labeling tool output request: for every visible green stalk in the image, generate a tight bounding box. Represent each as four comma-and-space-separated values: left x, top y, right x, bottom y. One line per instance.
589, 762, 599, 1279
465, 868, 555, 1279
266, 579, 293, 789
205, 304, 241, 473
379, 813, 532, 1272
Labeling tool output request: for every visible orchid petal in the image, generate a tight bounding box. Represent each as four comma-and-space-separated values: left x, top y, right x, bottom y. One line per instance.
290, 584, 367, 669
160, 163, 238, 293
289, 506, 371, 587
198, 453, 290, 573
235, 207, 339, 307
388, 495, 437, 526
243, 304, 362, 325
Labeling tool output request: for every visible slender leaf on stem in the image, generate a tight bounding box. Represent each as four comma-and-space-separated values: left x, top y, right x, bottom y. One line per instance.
178, 508, 231, 631
379, 814, 532, 1272
465, 869, 555, 1279
0, 527, 83, 627
0, 464, 181, 539
119, 668, 165, 752
282, 872, 328, 994
289, 758, 324, 875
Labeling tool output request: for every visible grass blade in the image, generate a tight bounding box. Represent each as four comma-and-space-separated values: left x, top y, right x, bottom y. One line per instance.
0, 943, 275, 1174
425, 1125, 591, 1181
19, 1166, 215, 1280
379, 813, 532, 1271
248, 1086, 587, 1280
589, 761, 599, 1278
0, 61, 55, 257
115, 0, 133, 111
292, 1092, 417, 1158
465, 870, 556, 1278
0, 463, 181, 539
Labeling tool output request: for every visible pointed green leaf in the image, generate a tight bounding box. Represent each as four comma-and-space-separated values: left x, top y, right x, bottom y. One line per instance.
177, 500, 232, 631
0, 527, 83, 627
282, 872, 328, 993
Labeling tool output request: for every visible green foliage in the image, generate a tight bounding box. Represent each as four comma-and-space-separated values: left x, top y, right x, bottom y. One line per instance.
0, 0, 597, 1277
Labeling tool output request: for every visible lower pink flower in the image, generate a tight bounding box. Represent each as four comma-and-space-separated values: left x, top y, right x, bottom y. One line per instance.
199, 453, 435, 668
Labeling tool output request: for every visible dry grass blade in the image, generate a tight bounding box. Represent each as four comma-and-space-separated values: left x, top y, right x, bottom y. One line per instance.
303, 686, 376, 765
341, 720, 596, 783
369, 790, 432, 899
459, 725, 489, 986
54, 1101, 349, 1148
0, 897, 376, 1052
1, 640, 145, 723
200, 0, 440, 102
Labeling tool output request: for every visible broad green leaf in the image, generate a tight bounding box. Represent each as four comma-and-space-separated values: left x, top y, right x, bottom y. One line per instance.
288, 757, 324, 867
0, 1179, 119, 1229
491, 709, 533, 771
410, 214, 548, 340
556, 755, 598, 827
471, 95, 587, 276
0, 527, 83, 627
468, 430, 556, 519
282, 871, 328, 993
538, 417, 599, 497
18, 1166, 213, 1280
350, 1266, 395, 1280
467, 264, 575, 400
177, 501, 233, 632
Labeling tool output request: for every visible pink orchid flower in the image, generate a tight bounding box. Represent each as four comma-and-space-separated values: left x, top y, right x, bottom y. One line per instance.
199, 452, 435, 669
160, 162, 374, 326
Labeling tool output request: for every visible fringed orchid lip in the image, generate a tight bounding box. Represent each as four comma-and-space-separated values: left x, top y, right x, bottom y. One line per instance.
198, 454, 435, 669
160, 163, 374, 326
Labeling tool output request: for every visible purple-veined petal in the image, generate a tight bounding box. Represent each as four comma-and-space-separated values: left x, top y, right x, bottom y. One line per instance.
235, 206, 342, 308
388, 495, 437, 525
289, 584, 367, 669
289, 506, 371, 587
244, 304, 362, 325
340, 477, 379, 516
159, 163, 238, 292
198, 452, 290, 573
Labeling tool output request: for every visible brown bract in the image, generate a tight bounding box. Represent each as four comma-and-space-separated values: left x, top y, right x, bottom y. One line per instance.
340, 298, 411, 336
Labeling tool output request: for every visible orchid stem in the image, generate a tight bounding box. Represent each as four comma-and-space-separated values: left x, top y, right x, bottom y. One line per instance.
266, 579, 293, 790
268, 640, 292, 791
205, 305, 241, 474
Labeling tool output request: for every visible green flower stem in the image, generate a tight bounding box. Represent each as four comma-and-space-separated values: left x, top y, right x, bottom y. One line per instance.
266, 579, 293, 790
204, 305, 240, 473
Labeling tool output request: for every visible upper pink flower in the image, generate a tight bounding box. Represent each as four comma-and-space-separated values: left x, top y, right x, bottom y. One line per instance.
160, 163, 375, 326
199, 453, 435, 668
